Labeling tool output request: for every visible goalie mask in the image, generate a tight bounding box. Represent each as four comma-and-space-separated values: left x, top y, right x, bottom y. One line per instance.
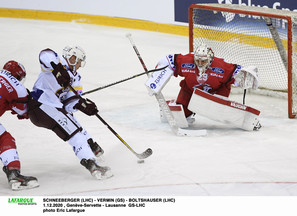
194, 43, 214, 75
62, 46, 86, 68
3, 60, 26, 82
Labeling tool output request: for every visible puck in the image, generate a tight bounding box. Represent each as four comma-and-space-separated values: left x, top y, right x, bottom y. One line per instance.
137, 159, 145, 164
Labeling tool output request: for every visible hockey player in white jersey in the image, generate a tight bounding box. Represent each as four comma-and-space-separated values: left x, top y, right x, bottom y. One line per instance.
28, 46, 113, 180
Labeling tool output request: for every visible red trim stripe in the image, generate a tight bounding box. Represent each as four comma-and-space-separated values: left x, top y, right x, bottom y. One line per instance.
166, 100, 183, 111
194, 89, 260, 115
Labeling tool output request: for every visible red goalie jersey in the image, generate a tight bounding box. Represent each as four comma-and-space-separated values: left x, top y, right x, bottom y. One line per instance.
170, 53, 241, 117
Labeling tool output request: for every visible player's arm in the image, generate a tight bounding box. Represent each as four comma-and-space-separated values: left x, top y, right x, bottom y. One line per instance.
10, 88, 29, 119
39, 49, 70, 87
62, 78, 83, 113
212, 64, 240, 97
63, 91, 98, 116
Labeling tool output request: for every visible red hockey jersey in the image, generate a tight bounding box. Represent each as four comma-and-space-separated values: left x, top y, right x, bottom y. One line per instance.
173, 53, 239, 97
0, 70, 28, 117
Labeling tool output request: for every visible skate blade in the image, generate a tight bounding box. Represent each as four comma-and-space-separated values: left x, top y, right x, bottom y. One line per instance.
92, 169, 113, 180
11, 180, 39, 191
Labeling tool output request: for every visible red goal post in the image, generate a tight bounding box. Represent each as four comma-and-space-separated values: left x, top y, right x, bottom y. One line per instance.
189, 3, 297, 118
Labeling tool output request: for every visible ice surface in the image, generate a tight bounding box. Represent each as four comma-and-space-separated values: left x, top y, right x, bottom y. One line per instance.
0, 18, 297, 201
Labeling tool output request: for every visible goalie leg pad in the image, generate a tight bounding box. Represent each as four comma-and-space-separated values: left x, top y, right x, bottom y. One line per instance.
188, 89, 260, 131
160, 100, 189, 128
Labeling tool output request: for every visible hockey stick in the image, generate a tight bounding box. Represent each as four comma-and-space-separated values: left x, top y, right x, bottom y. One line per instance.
69, 85, 153, 159
126, 33, 207, 137
243, 89, 246, 105
82, 66, 167, 96
264, 17, 287, 69
94, 113, 152, 159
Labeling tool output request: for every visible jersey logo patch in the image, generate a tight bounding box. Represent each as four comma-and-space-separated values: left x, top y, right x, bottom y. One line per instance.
211, 67, 225, 74
181, 63, 195, 69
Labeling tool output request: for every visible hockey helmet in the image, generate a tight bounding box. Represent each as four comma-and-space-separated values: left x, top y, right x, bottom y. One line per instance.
62, 46, 86, 68
194, 43, 214, 75
3, 60, 26, 82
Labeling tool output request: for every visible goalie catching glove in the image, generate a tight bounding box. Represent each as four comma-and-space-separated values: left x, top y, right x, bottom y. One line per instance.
74, 98, 98, 116
234, 66, 259, 90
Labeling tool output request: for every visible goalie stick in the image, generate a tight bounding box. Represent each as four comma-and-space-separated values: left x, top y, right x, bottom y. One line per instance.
82, 66, 167, 96
69, 85, 153, 159
126, 33, 207, 137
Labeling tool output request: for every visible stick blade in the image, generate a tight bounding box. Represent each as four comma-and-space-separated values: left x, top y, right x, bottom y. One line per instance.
137, 148, 153, 159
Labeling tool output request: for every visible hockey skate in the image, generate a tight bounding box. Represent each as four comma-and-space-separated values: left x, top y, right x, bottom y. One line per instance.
186, 113, 196, 125
3, 166, 39, 191
80, 159, 113, 180
87, 138, 104, 159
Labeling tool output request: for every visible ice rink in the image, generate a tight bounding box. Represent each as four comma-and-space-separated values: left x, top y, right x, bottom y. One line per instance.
1, 17, 297, 215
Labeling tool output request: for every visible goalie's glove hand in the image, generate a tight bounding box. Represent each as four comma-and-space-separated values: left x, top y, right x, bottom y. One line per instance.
74, 98, 98, 116
50, 62, 71, 87
234, 66, 259, 90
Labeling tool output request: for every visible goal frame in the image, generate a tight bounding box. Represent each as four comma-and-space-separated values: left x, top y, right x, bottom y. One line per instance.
188, 3, 295, 118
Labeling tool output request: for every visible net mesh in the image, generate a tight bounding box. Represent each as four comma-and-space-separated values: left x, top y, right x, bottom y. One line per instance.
190, 4, 297, 115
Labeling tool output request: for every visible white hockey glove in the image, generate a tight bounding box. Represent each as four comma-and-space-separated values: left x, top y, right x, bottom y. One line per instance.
234, 66, 259, 90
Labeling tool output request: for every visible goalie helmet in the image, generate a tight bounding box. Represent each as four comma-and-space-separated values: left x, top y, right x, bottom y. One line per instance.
194, 43, 214, 75
3, 60, 26, 82
62, 46, 86, 68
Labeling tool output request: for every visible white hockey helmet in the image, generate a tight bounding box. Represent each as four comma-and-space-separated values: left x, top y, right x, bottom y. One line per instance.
62, 46, 86, 68
194, 43, 214, 75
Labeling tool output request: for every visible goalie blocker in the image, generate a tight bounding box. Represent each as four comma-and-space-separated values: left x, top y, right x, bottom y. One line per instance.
188, 89, 261, 131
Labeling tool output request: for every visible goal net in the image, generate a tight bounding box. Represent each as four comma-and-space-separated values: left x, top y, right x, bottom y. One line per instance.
189, 3, 297, 118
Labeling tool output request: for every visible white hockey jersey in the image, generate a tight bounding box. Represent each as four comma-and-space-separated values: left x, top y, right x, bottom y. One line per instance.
31, 49, 83, 113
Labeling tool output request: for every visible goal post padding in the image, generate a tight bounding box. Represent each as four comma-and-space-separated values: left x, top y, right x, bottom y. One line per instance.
188, 3, 297, 118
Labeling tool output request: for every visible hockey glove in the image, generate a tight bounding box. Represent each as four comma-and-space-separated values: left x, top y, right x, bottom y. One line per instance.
74, 98, 98, 116
50, 62, 71, 87
234, 66, 259, 90
17, 113, 29, 120
11, 111, 29, 119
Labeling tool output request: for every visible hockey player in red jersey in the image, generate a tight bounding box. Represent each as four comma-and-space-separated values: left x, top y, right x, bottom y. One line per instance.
169, 45, 239, 118
0, 60, 39, 190
145, 43, 260, 130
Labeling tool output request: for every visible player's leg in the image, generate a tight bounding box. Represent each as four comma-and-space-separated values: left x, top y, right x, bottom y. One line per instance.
176, 87, 196, 123
28, 104, 112, 179
0, 124, 39, 190
81, 129, 104, 158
